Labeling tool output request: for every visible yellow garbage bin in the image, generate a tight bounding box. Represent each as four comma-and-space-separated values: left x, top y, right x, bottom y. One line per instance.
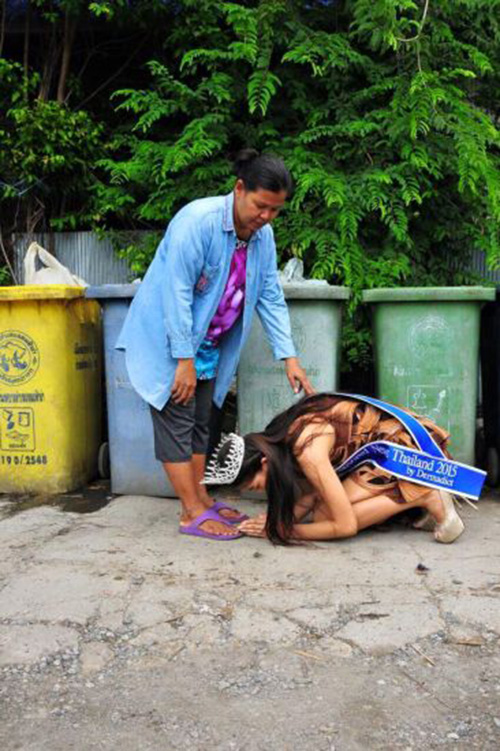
0, 286, 102, 494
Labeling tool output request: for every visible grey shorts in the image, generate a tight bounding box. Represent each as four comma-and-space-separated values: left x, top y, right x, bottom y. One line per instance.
149, 379, 215, 463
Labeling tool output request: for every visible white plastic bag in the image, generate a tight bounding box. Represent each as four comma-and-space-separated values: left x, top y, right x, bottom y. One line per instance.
278, 257, 328, 286
23, 242, 87, 286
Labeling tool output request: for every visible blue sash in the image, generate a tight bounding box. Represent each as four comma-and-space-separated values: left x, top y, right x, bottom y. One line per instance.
333, 393, 485, 500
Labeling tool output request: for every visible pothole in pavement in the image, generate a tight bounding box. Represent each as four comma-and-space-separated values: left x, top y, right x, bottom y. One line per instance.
0, 481, 116, 518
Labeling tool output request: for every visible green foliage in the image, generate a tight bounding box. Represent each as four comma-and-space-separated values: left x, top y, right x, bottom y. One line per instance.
106, 231, 164, 277
92, 1, 500, 371
0, 60, 105, 232
3, 0, 500, 373
0, 266, 12, 286
0, 1, 173, 239
88, 1, 128, 18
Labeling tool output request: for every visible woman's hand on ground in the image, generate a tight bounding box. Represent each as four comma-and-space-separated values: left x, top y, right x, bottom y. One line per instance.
171, 358, 197, 404
237, 513, 268, 538
284, 357, 314, 395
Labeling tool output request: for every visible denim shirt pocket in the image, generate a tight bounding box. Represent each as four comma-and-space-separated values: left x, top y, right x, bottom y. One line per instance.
194, 263, 220, 295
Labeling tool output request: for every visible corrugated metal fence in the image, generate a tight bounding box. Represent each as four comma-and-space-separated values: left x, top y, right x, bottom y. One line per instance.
12, 232, 132, 285
11, 232, 500, 287
469, 249, 500, 285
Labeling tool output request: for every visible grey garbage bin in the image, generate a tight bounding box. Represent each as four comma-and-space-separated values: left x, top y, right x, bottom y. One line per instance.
237, 283, 350, 435
85, 284, 175, 497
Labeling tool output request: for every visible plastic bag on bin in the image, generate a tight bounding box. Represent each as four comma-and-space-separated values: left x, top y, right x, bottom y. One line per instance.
24, 242, 88, 286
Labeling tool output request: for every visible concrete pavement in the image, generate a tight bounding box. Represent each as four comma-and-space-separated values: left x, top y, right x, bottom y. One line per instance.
0, 489, 499, 750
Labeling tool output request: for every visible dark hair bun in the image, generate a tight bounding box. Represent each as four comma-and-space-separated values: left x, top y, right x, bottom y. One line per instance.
233, 148, 259, 175
232, 148, 294, 197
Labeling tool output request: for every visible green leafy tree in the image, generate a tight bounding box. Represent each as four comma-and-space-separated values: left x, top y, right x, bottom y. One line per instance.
0, 0, 172, 282
2, 1, 500, 372
94, 0, 500, 369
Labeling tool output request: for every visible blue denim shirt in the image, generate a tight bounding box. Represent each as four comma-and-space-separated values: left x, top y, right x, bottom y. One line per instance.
116, 192, 296, 410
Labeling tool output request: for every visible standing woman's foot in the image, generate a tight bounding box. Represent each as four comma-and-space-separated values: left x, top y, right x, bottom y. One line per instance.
179, 508, 243, 540
196, 490, 246, 522
433, 491, 465, 544
209, 500, 249, 524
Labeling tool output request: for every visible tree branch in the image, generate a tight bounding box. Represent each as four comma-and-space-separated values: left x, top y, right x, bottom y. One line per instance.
57, 11, 78, 103
76, 36, 148, 108
0, 0, 6, 59
38, 28, 61, 102
23, 0, 32, 83
397, 0, 430, 44
72, 33, 147, 89
0, 229, 19, 285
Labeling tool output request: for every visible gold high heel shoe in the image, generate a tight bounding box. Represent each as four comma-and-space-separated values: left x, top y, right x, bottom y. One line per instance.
434, 491, 465, 544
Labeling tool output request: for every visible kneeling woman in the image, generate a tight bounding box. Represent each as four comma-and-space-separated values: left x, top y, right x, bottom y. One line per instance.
203, 393, 472, 545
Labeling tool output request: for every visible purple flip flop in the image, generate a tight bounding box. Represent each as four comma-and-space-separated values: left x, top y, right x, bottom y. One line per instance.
179, 508, 243, 541
210, 501, 249, 525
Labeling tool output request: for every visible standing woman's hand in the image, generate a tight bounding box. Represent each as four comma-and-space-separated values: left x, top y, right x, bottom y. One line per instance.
171, 358, 197, 404
284, 357, 314, 395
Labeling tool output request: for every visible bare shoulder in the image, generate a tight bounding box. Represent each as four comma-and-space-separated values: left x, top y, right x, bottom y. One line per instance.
292, 416, 336, 457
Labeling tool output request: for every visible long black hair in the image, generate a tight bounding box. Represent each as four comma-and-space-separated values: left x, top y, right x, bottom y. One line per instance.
216, 393, 352, 545
233, 148, 294, 198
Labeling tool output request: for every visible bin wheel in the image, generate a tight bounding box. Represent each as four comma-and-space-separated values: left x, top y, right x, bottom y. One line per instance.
486, 447, 499, 487
98, 442, 110, 479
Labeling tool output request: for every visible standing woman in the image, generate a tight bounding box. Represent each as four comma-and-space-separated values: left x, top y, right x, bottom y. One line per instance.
203, 393, 483, 544
117, 150, 313, 540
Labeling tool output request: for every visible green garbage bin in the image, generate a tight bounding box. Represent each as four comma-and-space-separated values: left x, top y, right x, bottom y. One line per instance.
362, 287, 495, 465
238, 283, 350, 435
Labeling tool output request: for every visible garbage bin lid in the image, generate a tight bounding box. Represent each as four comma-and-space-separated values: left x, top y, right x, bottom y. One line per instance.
0, 285, 86, 301
283, 283, 351, 300
362, 286, 496, 303
85, 284, 140, 300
